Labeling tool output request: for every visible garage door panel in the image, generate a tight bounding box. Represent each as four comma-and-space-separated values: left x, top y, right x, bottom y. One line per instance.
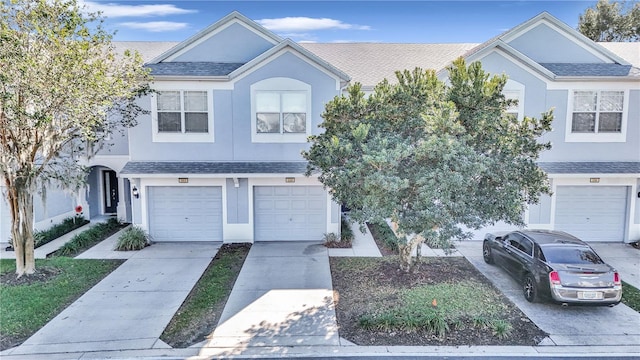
555, 186, 627, 242
254, 186, 326, 241
148, 186, 222, 242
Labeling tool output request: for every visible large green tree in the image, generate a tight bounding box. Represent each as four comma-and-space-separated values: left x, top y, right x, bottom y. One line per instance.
304, 59, 553, 271
578, 0, 640, 42
0, 0, 150, 277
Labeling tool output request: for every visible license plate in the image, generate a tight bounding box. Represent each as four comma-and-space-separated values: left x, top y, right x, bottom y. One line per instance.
578, 291, 603, 300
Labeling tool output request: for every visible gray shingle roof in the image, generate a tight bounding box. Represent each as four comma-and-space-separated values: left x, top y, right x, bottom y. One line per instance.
538, 162, 640, 174
145, 62, 244, 77
121, 161, 309, 175
599, 43, 640, 67
300, 43, 478, 86
539, 63, 632, 77
112, 41, 639, 85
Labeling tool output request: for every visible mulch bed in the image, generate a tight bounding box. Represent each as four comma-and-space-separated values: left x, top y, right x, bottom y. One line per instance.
330, 256, 548, 346
0, 266, 62, 286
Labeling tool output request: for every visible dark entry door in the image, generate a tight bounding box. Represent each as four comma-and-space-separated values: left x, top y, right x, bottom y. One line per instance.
103, 170, 118, 214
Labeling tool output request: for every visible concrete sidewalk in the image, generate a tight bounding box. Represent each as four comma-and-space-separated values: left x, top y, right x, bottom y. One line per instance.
2, 242, 220, 356
198, 242, 339, 358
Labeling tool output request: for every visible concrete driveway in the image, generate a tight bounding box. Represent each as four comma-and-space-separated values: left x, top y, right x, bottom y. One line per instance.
455, 241, 640, 346
199, 242, 339, 358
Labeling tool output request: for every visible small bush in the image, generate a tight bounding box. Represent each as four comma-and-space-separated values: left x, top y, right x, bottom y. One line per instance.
491, 319, 513, 339
369, 222, 399, 252
33, 216, 89, 248
115, 226, 149, 251
340, 217, 354, 243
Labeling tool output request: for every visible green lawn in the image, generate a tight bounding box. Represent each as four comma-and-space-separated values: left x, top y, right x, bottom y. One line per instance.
622, 281, 640, 312
0, 258, 123, 350
161, 243, 250, 348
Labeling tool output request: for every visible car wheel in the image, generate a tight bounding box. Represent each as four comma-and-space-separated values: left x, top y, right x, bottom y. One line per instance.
523, 274, 538, 303
483, 241, 494, 264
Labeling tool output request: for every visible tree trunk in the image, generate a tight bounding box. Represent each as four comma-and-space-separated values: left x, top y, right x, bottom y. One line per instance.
8, 182, 36, 277
398, 243, 414, 272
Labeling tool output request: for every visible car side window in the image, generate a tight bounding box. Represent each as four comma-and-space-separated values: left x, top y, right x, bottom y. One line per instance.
518, 236, 534, 257
507, 234, 533, 257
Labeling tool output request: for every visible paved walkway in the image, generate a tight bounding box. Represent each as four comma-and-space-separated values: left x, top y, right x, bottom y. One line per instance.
3, 242, 220, 356
198, 242, 340, 358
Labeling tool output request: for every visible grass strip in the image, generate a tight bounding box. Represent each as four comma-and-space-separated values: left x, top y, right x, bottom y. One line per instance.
0, 258, 123, 350
160, 243, 251, 348
621, 281, 640, 312
52, 218, 123, 257
33, 216, 89, 248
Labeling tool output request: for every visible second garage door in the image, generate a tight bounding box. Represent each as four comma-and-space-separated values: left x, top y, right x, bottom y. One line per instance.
254, 186, 326, 241
554, 186, 627, 242
148, 186, 223, 242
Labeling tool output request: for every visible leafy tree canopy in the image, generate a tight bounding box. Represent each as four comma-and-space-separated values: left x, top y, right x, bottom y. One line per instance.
578, 0, 640, 42
304, 59, 553, 271
0, 0, 151, 276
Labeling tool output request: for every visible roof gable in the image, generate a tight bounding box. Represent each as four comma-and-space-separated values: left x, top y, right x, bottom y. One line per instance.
229, 39, 351, 83
149, 11, 281, 64
500, 12, 629, 65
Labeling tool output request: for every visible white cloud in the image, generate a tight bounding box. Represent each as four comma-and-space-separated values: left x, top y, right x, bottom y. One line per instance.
118, 21, 189, 32
82, 1, 196, 18
256, 17, 371, 32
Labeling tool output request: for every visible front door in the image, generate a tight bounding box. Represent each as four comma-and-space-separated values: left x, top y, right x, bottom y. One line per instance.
103, 170, 118, 214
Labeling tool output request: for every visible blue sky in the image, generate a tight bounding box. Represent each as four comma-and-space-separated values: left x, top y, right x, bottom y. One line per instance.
83, 1, 599, 43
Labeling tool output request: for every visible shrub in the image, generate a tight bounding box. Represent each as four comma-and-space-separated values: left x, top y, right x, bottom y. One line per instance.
491, 319, 513, 339
115, 226, 149, 251
369, 221, 399, 252
33, 216, 89, 248
340, 216, 354, 243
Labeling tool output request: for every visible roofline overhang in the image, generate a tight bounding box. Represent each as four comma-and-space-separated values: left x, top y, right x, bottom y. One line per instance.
553, 75, 640, 81
148, 75, 230, 81
120, 173, 316, 178
544, 173, 640, 178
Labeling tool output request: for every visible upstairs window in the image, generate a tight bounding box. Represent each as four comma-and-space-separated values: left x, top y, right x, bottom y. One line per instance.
503, 90, 521, 121
152, 89, 214, 143
251, 77, 311, 143
571, 90, 623, 133
256, 91, 307, 134
157, 91, 208, 133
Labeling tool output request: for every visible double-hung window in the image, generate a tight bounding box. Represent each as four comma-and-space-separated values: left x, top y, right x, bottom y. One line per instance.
571, 90, 624, 133
152, 90, 213, 142
255, 91, 307, 134
251, 77, 311, 143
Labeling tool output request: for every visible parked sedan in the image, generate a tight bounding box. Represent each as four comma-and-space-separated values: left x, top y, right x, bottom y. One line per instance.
483, 230, 622, 306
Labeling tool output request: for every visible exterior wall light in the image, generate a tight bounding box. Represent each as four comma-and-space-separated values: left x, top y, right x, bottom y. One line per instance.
132, 186, 140, 199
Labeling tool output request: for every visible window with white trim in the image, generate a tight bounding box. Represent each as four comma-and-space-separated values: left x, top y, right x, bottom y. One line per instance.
151, 90, 214, 143
503, 90, 521, 121
157, 91, 208, 133
251, 77, 311, 143
571, 90, 623, 133
256, 91, 307, 134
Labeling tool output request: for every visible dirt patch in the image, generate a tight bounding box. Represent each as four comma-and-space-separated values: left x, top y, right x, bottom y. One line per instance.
330, 257, 547, 346
0, 266, 63, 286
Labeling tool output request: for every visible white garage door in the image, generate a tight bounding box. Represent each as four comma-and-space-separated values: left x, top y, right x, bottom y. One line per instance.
254, 186, 326, 241
148, 186, 222, 242
554, 186, 627, 242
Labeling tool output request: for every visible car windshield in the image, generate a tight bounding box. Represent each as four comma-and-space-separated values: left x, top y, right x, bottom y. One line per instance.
541, 247, 604, 265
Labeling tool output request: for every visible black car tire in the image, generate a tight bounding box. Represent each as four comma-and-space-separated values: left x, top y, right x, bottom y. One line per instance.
523, 274, 538, 303
483, 241, 494, 264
